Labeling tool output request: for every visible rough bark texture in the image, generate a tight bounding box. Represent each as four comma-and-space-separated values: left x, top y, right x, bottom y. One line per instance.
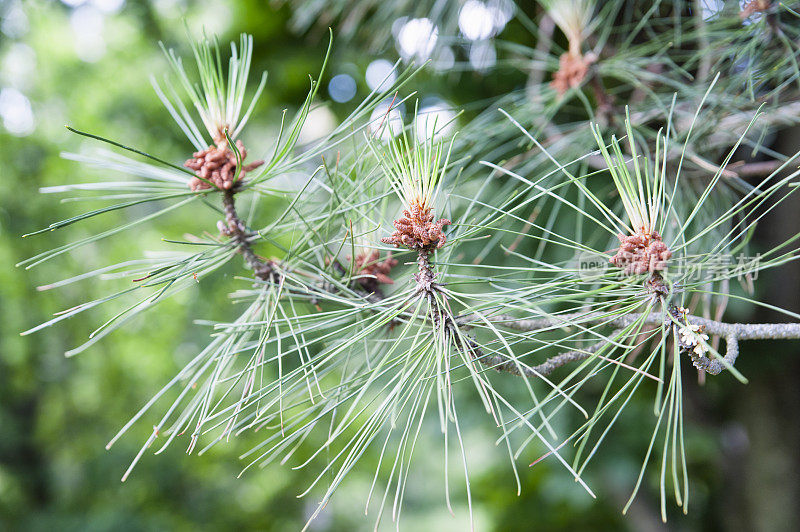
220, 189, 275, 282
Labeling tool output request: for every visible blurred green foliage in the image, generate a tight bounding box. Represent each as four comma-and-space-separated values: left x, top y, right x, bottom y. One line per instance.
2, 1, 800, 530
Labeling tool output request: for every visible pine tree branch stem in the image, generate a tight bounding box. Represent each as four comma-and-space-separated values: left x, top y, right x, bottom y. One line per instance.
219, 199, 799, 379
221, 189, 275, 281
458, 311, 800, 338
471, 332, 621, 378
222, 190, 391, 303
414, 248, 438, 294
457, 310, 800, 377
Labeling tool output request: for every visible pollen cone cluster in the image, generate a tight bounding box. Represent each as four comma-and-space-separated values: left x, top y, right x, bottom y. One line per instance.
610, 230, 672, 276
353, 249, 397, 292
740, 0, 771, 19
551, 53, 592, 95
382, 203, 451, 251
185, 139, 264, 191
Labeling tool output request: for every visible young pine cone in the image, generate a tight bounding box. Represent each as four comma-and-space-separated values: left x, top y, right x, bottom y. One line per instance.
382, 204, 451, 251
352, 249, 398, 293
184, 139, 264, 191
610, 231, 672, 276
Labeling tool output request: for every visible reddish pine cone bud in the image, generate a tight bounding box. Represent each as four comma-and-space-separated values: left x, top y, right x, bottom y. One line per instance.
382, 204, 451, 251
740, 0, 770, 19
551, 52, 592, 95
610, 230, 672, 276
185, 139, 264, 191
352, 249, 398, 293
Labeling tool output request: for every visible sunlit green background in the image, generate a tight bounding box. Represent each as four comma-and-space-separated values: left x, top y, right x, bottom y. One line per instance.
2, 1, 800, 530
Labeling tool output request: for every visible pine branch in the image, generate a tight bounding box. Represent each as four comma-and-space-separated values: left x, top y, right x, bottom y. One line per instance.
457, 309, 800, 376
221, 187, 393, 308
220, 188, 276, 281
468, 311, 800, 341
472, 329, 624, 378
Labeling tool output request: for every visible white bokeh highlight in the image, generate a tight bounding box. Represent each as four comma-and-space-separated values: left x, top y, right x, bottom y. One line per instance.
433, 46, 455, 72
298, 105, 337, 144
459, 1, 496, 41
92, 0, 126, 14
1, 43, 37, 91
365, 59, 397, 92
369, 101, 404, 142
459, 0, 514, 41
0, 87, 35, 136
70, 5, 106, 63
488, 0, 515, 29
416, 99, 456, 142
1, 1, 29, 38
396, 18, 438, 61
469, 40, 496, 72
328, 73, 357, 103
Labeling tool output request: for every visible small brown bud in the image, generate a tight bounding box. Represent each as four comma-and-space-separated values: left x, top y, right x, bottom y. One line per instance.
352, 250, 398, 293
610, 231, 672, 276
551, 52, 593, 96
186, 140, 265, 191
382, 203, 451, 251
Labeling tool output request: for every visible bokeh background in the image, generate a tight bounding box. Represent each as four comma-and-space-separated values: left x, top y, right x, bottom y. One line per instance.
1, 0, 800, 530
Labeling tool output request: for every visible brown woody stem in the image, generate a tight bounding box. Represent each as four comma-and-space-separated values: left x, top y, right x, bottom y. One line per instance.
221, 189, 275, 281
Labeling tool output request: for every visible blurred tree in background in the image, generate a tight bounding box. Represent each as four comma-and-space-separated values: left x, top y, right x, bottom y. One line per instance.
1, 1, 800, 531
